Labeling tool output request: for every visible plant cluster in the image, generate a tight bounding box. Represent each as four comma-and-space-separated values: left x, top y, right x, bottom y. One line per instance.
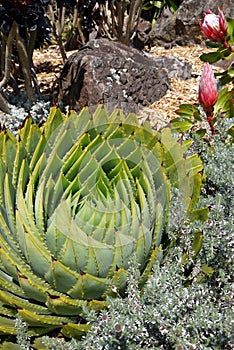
0, 5, 233, 350
39, 8, 233, 350
12, 135, 234, 349
0, 103, 204, 348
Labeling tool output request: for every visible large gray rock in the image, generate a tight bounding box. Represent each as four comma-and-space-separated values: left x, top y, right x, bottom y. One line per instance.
56, 38, 191, 114
57, 39, 170, 114
148, 0, 234, 47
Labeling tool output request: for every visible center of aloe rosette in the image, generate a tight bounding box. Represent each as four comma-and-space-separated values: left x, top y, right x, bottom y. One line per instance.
44, 133, 167, 278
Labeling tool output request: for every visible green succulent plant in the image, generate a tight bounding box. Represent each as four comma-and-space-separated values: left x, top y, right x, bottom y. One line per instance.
0, 106, 204, 341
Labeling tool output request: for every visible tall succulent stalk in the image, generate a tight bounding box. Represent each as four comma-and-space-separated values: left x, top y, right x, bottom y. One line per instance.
0, 106, 203, 342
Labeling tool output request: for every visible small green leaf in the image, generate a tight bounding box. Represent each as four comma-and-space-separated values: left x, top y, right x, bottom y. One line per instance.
189, 207, 209, 222
192, 231, 203, 257
195, 129, 206, 138
227, 125, 234, 140
216, 65, 234, 85
32, 338, 48, 350
176, 104, 200, 118
201, 264, 214, 276
200, 51, 222, 63
227, 18, 234, 43
0, 342, 20, 350
170, 117, 193, 133
206, 40, 221, 48
213, 88, 233, 117
200, 47, 231, 63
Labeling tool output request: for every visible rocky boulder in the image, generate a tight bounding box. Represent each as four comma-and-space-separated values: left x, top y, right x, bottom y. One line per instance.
56, 38, 191, 114
148, 0, 234, 47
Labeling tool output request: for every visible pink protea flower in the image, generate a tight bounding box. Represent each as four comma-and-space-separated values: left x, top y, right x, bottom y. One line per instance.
199, 62, 218, 109
199, 63, 218, 134
198, 8, 228, 44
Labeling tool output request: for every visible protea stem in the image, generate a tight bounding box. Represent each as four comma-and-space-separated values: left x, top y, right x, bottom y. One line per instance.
204, 106, 215, 134
207, 114, 215, 134
223, 40, 234, 52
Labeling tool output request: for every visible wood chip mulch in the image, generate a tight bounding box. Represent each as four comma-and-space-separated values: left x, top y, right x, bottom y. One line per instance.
138, 45, 215, 129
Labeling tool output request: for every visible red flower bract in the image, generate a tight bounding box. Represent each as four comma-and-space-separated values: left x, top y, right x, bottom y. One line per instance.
198, 8, 228, 43
199, 63, 218, 109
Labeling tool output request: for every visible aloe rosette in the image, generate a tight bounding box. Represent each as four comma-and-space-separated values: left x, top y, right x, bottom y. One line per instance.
0, 106, 203, 339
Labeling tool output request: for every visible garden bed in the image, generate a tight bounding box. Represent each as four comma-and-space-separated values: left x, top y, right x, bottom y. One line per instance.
32, 43, 216, 128
0, 43, 217, 132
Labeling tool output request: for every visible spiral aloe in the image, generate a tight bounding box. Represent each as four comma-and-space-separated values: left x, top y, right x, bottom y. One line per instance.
0, 106, 203, 340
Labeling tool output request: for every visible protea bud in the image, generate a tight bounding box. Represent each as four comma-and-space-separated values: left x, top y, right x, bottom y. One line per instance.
198, 8, 228, 44
199, 63, 218, 134
199, 62, 218, 109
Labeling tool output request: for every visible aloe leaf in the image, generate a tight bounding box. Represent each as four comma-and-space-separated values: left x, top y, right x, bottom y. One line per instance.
189, 207, 209, 222
42, 106, 64, 140
66, 107, 91, 136
68, 273, 110, 299
3, 172, 16, 236
46, 293, 86, 316
61, 323, 91, 339
0, 130, 17, 175
0, 273, 25, 298
0, 316, 16, 335
0, 290, 49, 314
93, 104, 109, 126
139, 246, 163, 288
44, 258, 80, 294
18, 308, 71, 327
18, 274, 48, 303
18, 117, 42, 161
0, 304, 17, 318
